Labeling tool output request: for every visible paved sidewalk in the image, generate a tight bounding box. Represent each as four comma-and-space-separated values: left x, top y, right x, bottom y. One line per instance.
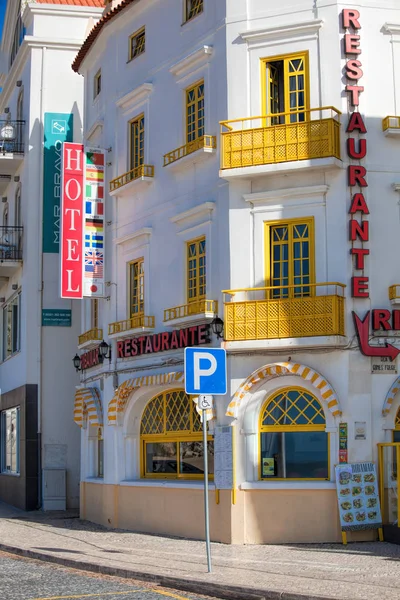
1, 503, 400, 600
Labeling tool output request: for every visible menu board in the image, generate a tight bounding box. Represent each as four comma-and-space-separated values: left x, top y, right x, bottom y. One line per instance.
335, 462, 382, 531
214, 426, 233, 490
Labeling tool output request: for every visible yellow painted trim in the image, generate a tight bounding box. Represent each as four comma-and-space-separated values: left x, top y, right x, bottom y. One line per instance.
264, 216, 315, 294
186, 235, 206, 304
128, 112, 145, 172
258, 387, 329, 481
127, 256, 145, 320
185, 79, 204, 144
128, 26, 145, 61
140, 388, 213, 480
260, 51, 310, 122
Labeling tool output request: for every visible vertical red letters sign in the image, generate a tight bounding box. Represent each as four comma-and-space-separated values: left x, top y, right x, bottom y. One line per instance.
61, 142, 84, 298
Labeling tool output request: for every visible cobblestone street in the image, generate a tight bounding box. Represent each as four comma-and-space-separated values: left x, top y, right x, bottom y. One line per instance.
0, 552, 218, 600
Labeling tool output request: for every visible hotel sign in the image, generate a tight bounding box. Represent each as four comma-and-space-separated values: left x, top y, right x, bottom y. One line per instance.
60, 143, 85, 298
117, 324, 211, 358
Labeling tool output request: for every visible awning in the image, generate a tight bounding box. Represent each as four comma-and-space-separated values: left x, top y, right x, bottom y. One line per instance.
107, 371, 214, 425
74, 387, 103, 428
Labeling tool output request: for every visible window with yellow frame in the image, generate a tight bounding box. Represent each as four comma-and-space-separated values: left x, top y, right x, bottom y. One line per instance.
129, 114, 145, 171
129, 258, 144, 317
140, 389, 214, 479
129, 27, 145, 61
265, 217, 315, 299
91, 299, 99, 330
184, 0, 203, 23
262, 52, 309, 124
259, 387, 329, 480
187, 237, 206, 304
186, 81, 204, 143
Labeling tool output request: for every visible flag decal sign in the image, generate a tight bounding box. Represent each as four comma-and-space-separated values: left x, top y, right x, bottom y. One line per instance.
83, 148, 105, 297
61, 145, 106, 299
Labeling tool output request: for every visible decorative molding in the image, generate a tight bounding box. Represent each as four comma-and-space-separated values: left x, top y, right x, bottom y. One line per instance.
243, 185, 329, 205
0, 36, 87, 110
86, 120, 103, 143
383, 23, 400, 35
170, 45, 213, 79
170, 201, 215, 227
116, 83, 153, 111
26, 4, 103, 21
240, 19, 323, 45
114, 227, 152, 247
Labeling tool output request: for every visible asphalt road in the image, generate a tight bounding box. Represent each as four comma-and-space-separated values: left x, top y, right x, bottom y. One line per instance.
0, 551, 219, 600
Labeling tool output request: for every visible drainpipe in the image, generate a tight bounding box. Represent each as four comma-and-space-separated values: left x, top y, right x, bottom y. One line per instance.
37, 45, 47, 509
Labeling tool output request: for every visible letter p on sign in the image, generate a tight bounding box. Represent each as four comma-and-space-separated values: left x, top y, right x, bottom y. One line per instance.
184, 347, 227, 395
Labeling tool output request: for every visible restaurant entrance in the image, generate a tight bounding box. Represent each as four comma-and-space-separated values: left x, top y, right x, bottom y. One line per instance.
378, 442, 400, 544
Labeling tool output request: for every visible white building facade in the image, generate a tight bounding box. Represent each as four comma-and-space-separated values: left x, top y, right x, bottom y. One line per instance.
0, 0, 103, 510
74, 0, 400, 544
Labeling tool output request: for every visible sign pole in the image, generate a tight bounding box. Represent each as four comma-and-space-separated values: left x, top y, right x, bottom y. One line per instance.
202, 408, 212, 573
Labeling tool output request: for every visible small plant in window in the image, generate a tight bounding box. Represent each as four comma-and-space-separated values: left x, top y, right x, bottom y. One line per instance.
129, 27, 145, 60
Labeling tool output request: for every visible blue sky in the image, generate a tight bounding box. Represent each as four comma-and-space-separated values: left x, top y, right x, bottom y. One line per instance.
0, 0, 5, 42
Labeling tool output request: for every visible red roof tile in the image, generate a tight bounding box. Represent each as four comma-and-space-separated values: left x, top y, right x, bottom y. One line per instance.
35, 0, 105, 7
73, 0, 138, 72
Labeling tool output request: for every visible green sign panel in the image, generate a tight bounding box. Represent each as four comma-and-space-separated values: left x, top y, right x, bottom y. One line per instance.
42, 309, 72, 327
43, 113, 73, 253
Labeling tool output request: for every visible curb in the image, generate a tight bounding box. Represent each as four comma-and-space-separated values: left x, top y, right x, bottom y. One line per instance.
0, 542, 334, 600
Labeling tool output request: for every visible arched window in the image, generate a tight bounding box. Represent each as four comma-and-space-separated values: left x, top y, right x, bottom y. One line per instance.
259, 387, 329, 480
140, 389, 214, 479
394, 408, 400, 443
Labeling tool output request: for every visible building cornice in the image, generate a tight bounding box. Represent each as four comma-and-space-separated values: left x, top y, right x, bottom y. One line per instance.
170, 45, 213, 79
0, 36, 85, 111
240, 19, 323, 45
114, 227, 152, 246
116, 83, 153, 111
244, 185, 329, 205
26, 3, 104, 21
383, 23, 400, 36
170, 202, 215, 227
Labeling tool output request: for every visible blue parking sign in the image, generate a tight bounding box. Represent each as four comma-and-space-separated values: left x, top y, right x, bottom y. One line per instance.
185, 347, 227, 395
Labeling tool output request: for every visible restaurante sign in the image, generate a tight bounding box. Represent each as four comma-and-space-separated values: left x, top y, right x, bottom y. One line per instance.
117, 324, 211, 358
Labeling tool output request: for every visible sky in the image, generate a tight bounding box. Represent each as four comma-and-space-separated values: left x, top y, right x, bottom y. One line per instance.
0, 0, 5, 44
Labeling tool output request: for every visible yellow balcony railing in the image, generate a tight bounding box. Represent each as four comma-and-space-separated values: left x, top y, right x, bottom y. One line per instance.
78, 328, 103, 346
222, 283, 345, 341
383, 116, 400, 131
164, 299, 218, 323
389, 285, 400, 301
108, 315, 155, 336
220, 107, 341, 170
163, 135, 216, 167
109, 164, 154, 192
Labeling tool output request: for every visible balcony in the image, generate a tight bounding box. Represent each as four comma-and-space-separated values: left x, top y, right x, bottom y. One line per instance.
0, 121, 25, 185
223, 283, 346, 351
382, 116, 400, 137
164, 299, 218, 328
163, 135, 216, 169
220, 107, 341, 178
78, 328, 103, 350
0, 226, 23, 280
389, 285, 400, 306
109, 164, 154, 197
108, 315, 155, 339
